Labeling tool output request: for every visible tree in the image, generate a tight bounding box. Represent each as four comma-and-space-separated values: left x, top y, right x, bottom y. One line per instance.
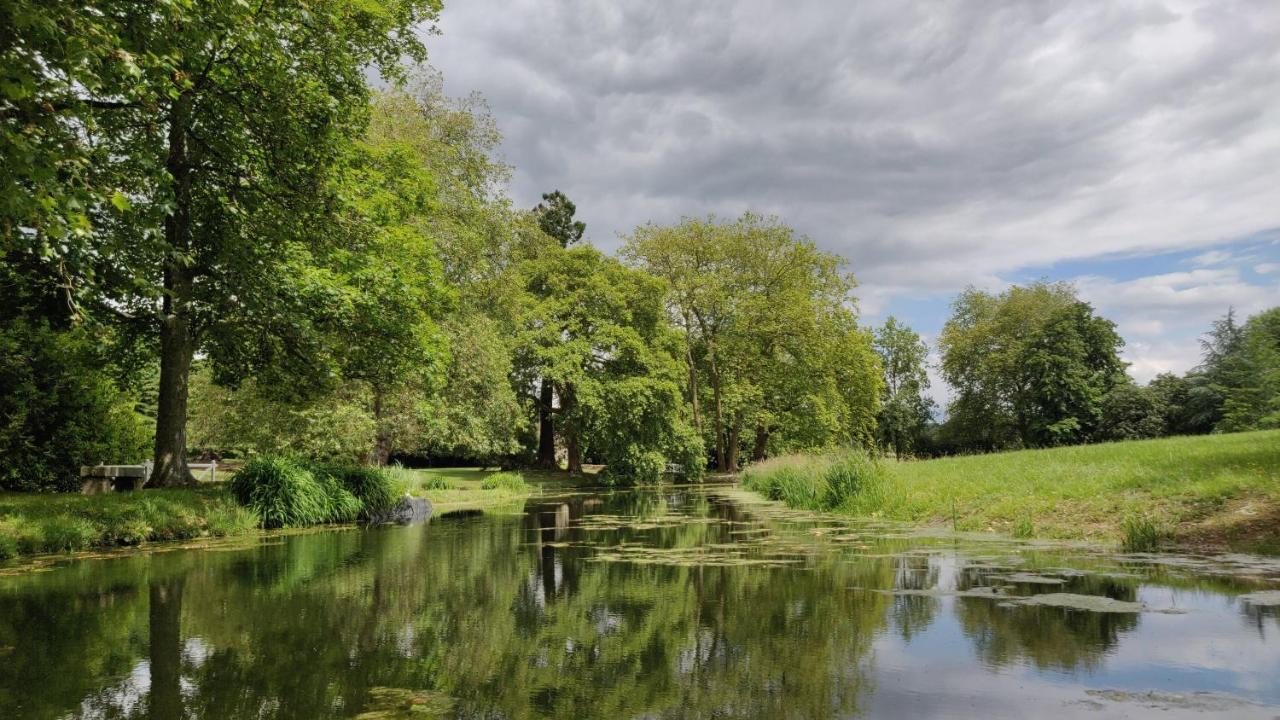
1219, 307, 1280, 431
623, 214, 879, 471
874, 317, 935, 458
515, 246, 699, 479
529, 190, 586, 469
9, 1, 443, 485
1097, 382, 1165, 441
939, 282, 1124, 449
534, 191, 586, 248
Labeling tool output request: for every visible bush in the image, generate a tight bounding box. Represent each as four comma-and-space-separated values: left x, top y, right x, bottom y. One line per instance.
602, 447, 666, 486
480, 471, 528, 492
230, 456, 332, 528
0, 321, 150, 492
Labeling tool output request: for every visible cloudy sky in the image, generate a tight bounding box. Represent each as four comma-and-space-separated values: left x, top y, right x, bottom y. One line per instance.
425, 0, 1280, 396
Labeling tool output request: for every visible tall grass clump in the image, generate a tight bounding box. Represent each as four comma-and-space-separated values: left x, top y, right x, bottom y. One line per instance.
311, 463, 402, 520
480, 471, 529, 492
230, 456, 332, 528
742, 452, 888, 512
1121, 515, 1167, 553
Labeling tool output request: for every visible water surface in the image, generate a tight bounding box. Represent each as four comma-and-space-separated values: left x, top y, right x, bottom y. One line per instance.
2, 485, 1279, 719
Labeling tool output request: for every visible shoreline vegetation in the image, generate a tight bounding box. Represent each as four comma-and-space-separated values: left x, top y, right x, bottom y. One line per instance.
741, 429, 1280, 553
0, 464, 539, 562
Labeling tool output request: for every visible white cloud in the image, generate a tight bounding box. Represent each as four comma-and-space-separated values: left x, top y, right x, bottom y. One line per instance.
1074, 267, 1279, 381
427, 0, 1280, 310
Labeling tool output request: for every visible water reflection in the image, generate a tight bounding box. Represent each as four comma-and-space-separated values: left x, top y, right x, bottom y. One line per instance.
1, 486, 1278, 719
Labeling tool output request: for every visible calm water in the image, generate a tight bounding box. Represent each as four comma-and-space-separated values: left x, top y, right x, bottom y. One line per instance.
2, 485, 1279, 719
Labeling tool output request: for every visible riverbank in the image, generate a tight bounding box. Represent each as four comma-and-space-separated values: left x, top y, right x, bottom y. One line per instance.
742, 429, 1280, 552
0, 466, 556, 561
0, 488, 259, 559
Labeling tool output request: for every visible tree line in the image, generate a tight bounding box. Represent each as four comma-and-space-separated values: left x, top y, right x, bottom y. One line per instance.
2, 1, 1277, 492
875, 283, 1280, 458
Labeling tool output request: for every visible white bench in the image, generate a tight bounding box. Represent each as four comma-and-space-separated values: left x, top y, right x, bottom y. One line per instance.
80, 461, 219, 493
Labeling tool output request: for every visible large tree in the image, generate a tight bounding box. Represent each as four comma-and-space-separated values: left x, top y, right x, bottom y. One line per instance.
939, 281, 1124, 449
874, 317, 935, 459
3, 1, 441, 485
515, 246, 700, 479
530, 190, 586, 469
624, 214, 879, 471
1220, 306, 1280, 431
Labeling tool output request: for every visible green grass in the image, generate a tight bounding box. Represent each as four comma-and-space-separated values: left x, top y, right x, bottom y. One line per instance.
390, 466, 580, 512
0, 488, 259, 560
742, 430, 1280, 550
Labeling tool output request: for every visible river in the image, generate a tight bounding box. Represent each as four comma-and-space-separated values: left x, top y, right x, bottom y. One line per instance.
2, 483, 1278, 719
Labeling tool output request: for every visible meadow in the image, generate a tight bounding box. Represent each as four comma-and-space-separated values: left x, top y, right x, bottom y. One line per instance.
742, 429, 1280, 551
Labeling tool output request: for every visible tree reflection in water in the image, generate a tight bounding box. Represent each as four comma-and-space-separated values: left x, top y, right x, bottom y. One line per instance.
0, 486, 1277, 719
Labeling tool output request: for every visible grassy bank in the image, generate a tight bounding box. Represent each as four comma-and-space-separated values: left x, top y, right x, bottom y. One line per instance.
391, 466, 559, 512
0, 489, 259, 560
742, 430, 1280, 552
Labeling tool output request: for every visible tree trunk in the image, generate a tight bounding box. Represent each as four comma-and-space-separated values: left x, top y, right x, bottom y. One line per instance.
562, 383, 583, 475
536, 378, 557, 470
751, 425, 770, 462
708, 346, 726, 471
682, 314, 701, 433
148, 576, 184, 718
150, 90, 197, 488
369, 389, 392, 466
725, 412, 742, 473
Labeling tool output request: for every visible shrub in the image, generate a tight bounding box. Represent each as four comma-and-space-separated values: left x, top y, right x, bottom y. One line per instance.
230, 456, 331, 528
602, 447, 666, 486
0, 321, 150, 492
480, 471, 529, 492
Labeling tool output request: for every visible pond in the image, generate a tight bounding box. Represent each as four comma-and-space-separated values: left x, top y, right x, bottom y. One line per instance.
2, 484, 1279, 719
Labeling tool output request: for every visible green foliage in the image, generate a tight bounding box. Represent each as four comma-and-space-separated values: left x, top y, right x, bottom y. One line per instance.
312, 463, 403, 519
1219, 307, 1280, 431
1097, 383, 1166, 441
516, 245, 699, 478
230, 457, 332, 529
623, 214, 880, 470
479, 472, 529, 492
940, 281, 1124, 450
874, 317, 935, 457
418, 475, 456, 491
188, 368, 378, 463
0, 320, 150, 491
534, 190, 586, 248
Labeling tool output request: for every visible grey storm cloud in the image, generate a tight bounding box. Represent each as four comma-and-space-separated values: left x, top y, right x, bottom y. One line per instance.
424, 0, 1280, 317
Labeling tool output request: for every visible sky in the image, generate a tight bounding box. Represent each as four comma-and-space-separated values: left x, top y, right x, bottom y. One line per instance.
423, 0, 1280, 402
